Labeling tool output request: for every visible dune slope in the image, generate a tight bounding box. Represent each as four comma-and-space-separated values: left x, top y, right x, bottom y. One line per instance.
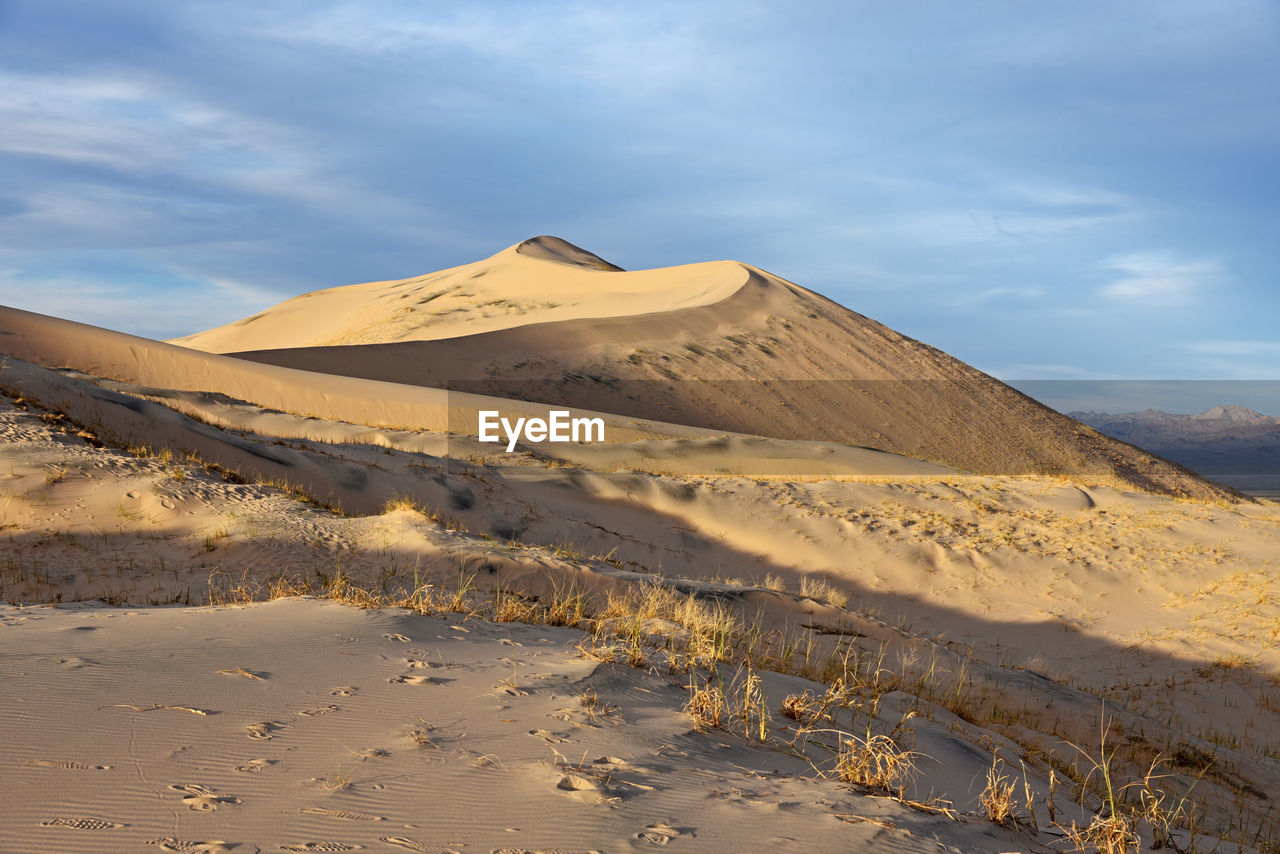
186, 236, 1229, 498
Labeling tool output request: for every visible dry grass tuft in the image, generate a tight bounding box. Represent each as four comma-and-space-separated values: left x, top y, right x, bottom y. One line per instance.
979, 752, 1017, 827
685, 672, 727, 732
1060, 813, 1139, 854
408, 718, 438, 749
834, 729, 918, 792
780, 690, 825, 724
1055, 714, 1147, 854
321, 764, 353, 791
799, 575, 848, 609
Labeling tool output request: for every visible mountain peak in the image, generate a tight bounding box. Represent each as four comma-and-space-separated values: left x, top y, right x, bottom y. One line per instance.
1192, 405, 1270, 424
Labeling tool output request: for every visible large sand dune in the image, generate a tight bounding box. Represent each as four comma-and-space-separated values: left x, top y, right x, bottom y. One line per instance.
3, 237, 1277, 850
180, 236, 1229, 499
3, 343, 1278, 849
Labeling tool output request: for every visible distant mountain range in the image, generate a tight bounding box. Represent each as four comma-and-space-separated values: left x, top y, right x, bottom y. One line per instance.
1071, 405, 1280, 475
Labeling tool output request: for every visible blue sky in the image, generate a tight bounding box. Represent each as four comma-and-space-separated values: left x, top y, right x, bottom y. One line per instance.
2, 1, 1278, 410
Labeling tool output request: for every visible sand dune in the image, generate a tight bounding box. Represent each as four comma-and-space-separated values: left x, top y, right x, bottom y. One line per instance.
3, 350, 1278, 849
170, 236, 743, 349
3, 236, 1278, 850
183, 237, 1231, 499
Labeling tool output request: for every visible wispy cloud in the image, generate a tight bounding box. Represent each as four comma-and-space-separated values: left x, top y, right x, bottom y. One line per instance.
0, 1, 1275, 381
254, 3, 725, 101
0, 268, 275, 340
0, 70, 304, 174
1098, 253, 1224, 303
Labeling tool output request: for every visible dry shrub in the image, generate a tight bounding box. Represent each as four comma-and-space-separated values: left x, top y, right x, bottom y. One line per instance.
546, 583, 589, 627
835, 731, 917, 791
799, 575, 848, 609
1061, 715, 1141, 853
686, 676, 726, 731
492, 588, 538, 623
980, 753, 1017, 826
383, 493, 428, 514
780, 690, 821, 722
596, 583, 741, 667
1061, 814, 1139, 854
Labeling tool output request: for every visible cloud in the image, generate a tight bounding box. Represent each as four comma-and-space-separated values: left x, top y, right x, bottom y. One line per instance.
0, 266, 277, 340
0, 69, 305, 175
1098, 253, 1224, 303
1001, 184, 1136, 209
0, 0, 1274, 384
251, 2, 729, 103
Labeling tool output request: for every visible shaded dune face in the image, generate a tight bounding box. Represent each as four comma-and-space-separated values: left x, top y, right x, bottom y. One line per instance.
189, 237, 1228, 500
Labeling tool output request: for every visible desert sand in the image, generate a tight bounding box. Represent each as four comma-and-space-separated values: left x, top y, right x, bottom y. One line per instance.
2, 238, 1277, 852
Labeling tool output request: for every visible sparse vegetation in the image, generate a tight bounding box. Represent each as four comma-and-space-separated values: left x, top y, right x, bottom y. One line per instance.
321, 764, 352, 791
799, 575, 848, 609
2, 384, 1276, 848
979, 751, 1017, 827
834, 727, 917, 792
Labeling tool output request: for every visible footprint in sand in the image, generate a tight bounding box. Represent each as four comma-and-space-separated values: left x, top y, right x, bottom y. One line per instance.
389, 674, 447, 686
382, 633, 411, 643
298, 704, 340, 717
26, 759, 111, 771
635, 824, 695, 846
219, 666, 267, 680
555, 773, 617, 805
300, 807, 384, 822
280, 844, 363, 852
39, 817, 124, 830
235, 758, 276, 773
330, 686, 357, 697
169, 784, 241, 811
148, 838, 243, 853
246, 720, 287, 740
380, 838, 461, 854
591, 756, 628, 768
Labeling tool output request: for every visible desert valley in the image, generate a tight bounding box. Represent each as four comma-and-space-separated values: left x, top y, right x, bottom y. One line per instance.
2, 237, 1277, 853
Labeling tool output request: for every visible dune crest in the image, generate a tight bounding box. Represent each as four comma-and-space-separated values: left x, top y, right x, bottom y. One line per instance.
169, 237, 746, 351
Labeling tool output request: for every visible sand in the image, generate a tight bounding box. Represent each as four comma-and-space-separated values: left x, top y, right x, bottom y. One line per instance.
176, 237, 1227, 499
2, 597, 1066, 853
2, 237, 1278, 851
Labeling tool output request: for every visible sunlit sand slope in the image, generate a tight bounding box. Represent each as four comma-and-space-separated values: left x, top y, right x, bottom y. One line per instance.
190, 237, 1229, 498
